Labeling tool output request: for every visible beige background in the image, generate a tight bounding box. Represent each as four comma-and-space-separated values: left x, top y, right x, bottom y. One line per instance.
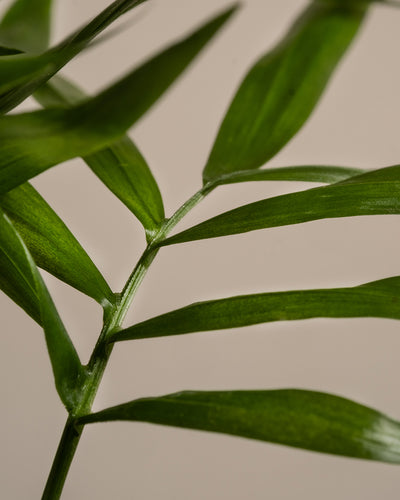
1, 0, 400, 498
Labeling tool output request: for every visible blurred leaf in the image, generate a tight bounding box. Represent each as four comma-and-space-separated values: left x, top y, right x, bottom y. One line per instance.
35, 75, 165, 236
0, 46, 22, 56
0, 5, 237, 193
212, 165, 365, 186
203, 0, 373, 183
79, 389, 400, 464
0, 209, 86, 410
0, 0, 53, 53
112, 276, 400, 341
0, 0, 148, 112
0, 183, 114, 308
162, 165, 400, 246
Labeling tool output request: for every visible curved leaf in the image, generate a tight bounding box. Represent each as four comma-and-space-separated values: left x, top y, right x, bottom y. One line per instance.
0, 209, 86, 410
0, 0, 53, 53
111, 276, 400, 341
212, 165, 366, 186
79, 389, 400, 464
162, 165, 400, 246
0, 0, 148, 112
0, 6, 237, 193
35, 75, 165, 236
203, 0, 373, 183
0, 183, 114, 308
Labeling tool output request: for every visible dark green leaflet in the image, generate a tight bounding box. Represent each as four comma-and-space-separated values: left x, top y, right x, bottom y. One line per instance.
0, 6, 237, 194
112, 276, 400, 341
0, 209, 86, 410
79, 389, 400, 464
0, 183, 114, 308
162, 165, 400, 246
203, 0, 373, 182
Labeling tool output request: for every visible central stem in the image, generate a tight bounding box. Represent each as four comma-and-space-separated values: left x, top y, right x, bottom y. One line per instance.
41, 184, 214, 499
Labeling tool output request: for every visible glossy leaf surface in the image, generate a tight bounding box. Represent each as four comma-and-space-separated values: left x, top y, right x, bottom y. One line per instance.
0, 0, 148, 112
0, 209, 85, 410
113, 276, 400, 341
203, 0, 372, 182
0, 183, 114, 307
80, 389, 400, 463
163, 165, 400, 246
0, 0, 53, 52
212, 165, 365, 186
35, 75, 165, 235
0, 6, 237, 193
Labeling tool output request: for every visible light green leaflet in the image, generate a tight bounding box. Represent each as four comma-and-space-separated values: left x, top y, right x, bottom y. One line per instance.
202, 0, 374, 183
0, 209, 86, 410
0, 0, 52, 52
0, 0, 148, 112
112, 276, 400, 341
35, 76, 165, 236
211, 164, 366, 186
79, 389, 400, 464
0, 183, 114, 308
162, 165, 400, 246
0, 6, 237, 194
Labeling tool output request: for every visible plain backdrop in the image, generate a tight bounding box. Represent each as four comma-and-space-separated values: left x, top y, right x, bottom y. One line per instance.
1, 0, 400, 498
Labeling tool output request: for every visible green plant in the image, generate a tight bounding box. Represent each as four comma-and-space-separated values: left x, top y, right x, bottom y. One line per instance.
1, 0, 400, 497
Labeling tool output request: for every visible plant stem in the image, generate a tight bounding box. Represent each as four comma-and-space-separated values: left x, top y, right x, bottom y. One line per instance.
41, 183, 214, 499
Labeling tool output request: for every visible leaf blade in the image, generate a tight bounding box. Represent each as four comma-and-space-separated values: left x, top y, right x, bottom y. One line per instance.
203, 0, 372, 182
79, 389, 400, 464
112, 276, 400, 341
212, 165, 366, 186
163, 165, 400, 246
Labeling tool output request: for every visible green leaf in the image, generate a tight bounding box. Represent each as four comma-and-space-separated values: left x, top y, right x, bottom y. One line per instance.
35, 75, 165, 236
0, 211, 40, 323
0, 209, 86, 410
111, 276, 400, 341
79, 389, 400, 464
162, 165, 400, 246
0, 5, 238, 194
203, 0, 373, 183
0, 183, 114, 308
0, 0, 149, 112
212, 165, 366, 186
0, 0, 53, 53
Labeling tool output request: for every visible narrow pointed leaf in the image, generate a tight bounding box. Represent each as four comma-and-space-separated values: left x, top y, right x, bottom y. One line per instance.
112, 276, 400, 341
212, 165, 366, 186
0, 0, 148, 112
0, 183, 114, 308
162, 165, 400, 246
79, 389, 400, 464
35, 75, 165, 235
0, 209, 86, 410
0, 0, 53, 53
203, 0, 373, 183
0, 6, 237, 193
0, 210, 40, 322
